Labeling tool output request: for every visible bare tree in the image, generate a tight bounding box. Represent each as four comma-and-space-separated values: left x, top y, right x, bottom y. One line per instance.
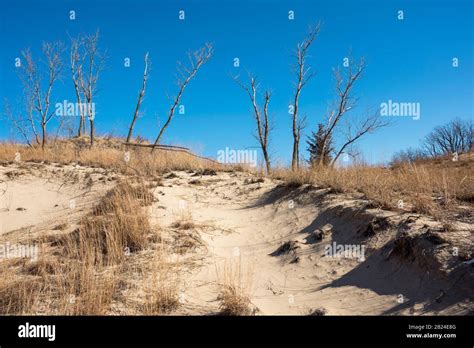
423, 118, 473, 156
126, 52, 150, 143
76, 31, 106, 147
318, 57, 389, 166
233, 73, 273, 174
151, 43, 213, 152
70, 36, 86, 137
20, 43, 64, 150
391, 118, 473, 164
290, 23, 321, 171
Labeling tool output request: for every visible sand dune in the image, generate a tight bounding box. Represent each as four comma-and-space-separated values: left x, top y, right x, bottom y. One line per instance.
0, 163, 472, 315
150, 171, 473, 315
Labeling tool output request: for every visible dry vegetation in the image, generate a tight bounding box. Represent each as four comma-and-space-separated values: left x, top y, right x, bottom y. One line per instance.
216, 259, 256, 315
0, 139, 471, 315
0, 137, 223, 176
272, 153, 473, 222
0, 138, 244, 315
0, 179, 178, 315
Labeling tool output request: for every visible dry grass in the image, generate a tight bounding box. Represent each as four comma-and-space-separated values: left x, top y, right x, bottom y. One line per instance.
272, 154, 473, 219
0, 272, 42, 314
141, 251, 180, 315
57, 181, 153, 265
216, 258, 256, 315
1, 138, 471, 315
0, 137, 223, 176
171, 211, 196, 231
0, 180, 179, 315
0, 138, 201, 315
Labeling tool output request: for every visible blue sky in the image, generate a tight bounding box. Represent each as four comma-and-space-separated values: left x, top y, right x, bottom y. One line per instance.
0, 0, 472, 165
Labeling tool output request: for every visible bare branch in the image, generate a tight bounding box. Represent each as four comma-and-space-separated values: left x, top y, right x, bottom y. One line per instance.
319, 55, 367, 165
3, 100, 32, 147
233, 73, 272, 173
74, 30, 106, 146
331, 110, 391, 165
19, 41, 64, 150
152, 43, 213, 150
126, 52, 150, 143
291, 22, 321, 170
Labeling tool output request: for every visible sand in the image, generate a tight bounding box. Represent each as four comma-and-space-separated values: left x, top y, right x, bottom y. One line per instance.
0, 163, 472, 315
152, 171, 473, 315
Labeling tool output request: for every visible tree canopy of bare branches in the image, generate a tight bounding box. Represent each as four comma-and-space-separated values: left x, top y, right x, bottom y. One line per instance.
233, 73, 273, 173
151, 43, 213, 151
126, 52, 150, 143
391, 118, 473, 165
317, 56, 389, 166
423, 118, 473, 156
70, 30, 106, 146
290, 23, 321, 171
19, 42, 64, 150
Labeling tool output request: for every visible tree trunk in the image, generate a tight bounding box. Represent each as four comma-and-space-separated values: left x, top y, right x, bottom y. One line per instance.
291, 92, 300, 171
126, 120, 136, 144
127, 52, 149, 144
262, 148, 271, 174
41, 123, 47, 151
291, 137, 299, 171
78, 116, 84, 137
90, 119, 94, 147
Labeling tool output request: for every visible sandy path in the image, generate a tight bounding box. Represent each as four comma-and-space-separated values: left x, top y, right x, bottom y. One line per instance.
152, 171, 472, 315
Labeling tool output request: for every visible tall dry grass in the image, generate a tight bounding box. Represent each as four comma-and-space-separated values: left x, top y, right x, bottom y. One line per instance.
0, 180, 178, 315
216, 258, 256, 315
140, 249, 180, 315
0, 137, 223, 176
272, 156, 473, 219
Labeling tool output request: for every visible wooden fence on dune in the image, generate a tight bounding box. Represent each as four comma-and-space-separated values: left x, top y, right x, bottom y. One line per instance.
123, 142, 221, 165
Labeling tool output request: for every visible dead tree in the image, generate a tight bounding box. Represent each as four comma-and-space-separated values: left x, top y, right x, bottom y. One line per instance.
20, 43, 63, 150
290, 23, 321, 171
233, 74, 272, 174
70, 36, 86, 137
318, 57, 389, 166
151, 43, 213, 152
126, 52, 150, 143
77, 31, 106, 147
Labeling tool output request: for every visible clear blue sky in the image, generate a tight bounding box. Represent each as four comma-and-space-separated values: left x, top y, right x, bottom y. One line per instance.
0, 0, 472, 165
